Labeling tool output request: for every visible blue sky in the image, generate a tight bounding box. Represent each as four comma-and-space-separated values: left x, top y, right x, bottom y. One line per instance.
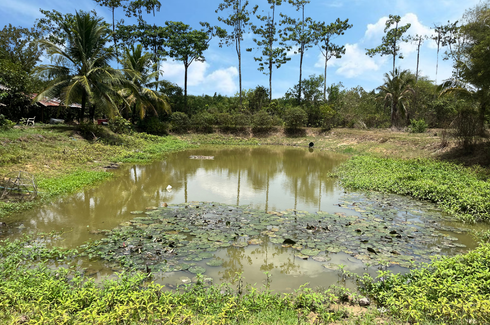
0, 0, 480, 98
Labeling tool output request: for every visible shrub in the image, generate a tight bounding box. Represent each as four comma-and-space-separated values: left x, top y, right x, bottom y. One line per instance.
252, 110, 274, 133
191, 112, 215, 133
216, 112, 233, 132
0, 114, 15, 131
109, 116, 132, 134
78, 123, 104, 141
283, 107, 307, 130
233, 113, 250, 131
408, 118, 428, 133
141, 117, 168, 136
170, 112, 190, 133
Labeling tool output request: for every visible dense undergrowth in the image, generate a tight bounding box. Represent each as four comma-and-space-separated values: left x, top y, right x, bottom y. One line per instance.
360, 243, 490, 323
0, 237, 374, 325
335, 156, 490, 222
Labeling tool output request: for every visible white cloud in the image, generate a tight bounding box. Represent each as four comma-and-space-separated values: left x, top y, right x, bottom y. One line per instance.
160, 60, 238, 95
316, 43, 384, 79
205, 67, 238, 94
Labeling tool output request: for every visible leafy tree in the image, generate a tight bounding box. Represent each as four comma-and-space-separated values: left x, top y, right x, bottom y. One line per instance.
444, 2, 490, 133
432, 21, 459, 84
248, 0, 290, 101
124, 0, 161, 19
247, 85, 270, 113
377, 68, 415, 127
164, 21, 225, 112
0, 59, 34, 120
35, 12, 134, 122
313, 18, 352, 100
93, 0, 127, 57
280, 0, 315, 104
216, 0, 251, 108
366, 15, 411, 74
120, 44, 170, 119
0, 25, 42, 73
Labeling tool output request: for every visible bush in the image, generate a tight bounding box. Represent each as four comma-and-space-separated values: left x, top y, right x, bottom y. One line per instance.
233, 113, 250, 131
408, 118, 428, 133
216, 112, 233, 132
78, 123, 104, 141
109, 116, 132, 134
191, 112, 215, 133
141, 117, 168, 136
170, 112, 190, 133
0, 114, 15, 131
283, 107, 307, 130
252, 110, 274, 133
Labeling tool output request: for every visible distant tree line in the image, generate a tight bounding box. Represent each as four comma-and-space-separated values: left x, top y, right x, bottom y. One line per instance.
0, 0, 488, 146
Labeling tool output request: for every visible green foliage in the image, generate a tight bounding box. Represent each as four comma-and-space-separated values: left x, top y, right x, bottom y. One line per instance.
170, 111, 190, 133
313, 18, 352, 100
35, 11, 125, 122
360, 244, 490, 323
248, 0, 290, 100
140, 117, 168, 136
0, 24, 43, 72
377, 68, 415, 127
216, 112, 234, 131
0, 236, 366, 324
233, 112, 250, 130
191, 112, 215, 133
0, 114, 15, 131
283, 107, 307, 129
408, 118, 428, 133
365, 14, 411, 74
252, 110, 274, 133
37, 170, 111, 197
109, 116, 133, 134
336, 156, 490, 222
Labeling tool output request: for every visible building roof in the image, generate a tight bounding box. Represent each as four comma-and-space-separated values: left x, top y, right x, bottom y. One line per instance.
31, 94, 81, 109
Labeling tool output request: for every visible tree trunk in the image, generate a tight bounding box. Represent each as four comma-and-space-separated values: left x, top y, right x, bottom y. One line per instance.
416, 38, 421, 82
89, 103, 96, 122
80, 93, 86, 123
237, 32, 243, 109
324, 54, 328, 101
184, 63, 188, 114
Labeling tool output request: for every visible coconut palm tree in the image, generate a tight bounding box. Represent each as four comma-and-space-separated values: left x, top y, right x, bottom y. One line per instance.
119, 44, 170, 119
377, 68, 415, 127
35, 11, 134, 122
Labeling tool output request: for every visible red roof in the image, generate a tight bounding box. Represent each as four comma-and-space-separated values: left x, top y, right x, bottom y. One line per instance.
31, 94, 81, 108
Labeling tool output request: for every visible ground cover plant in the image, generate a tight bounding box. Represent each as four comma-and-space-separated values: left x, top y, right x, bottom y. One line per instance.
360, 243, 490, 323
0, 236, 381, 324
335, 156, 490, 222
82, 199, 467, 275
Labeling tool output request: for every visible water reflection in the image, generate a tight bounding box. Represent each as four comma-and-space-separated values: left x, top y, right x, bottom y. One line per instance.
8, 146, 347, 247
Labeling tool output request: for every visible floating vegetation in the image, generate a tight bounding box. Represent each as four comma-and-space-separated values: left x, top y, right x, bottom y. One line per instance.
82, 195, 469, 275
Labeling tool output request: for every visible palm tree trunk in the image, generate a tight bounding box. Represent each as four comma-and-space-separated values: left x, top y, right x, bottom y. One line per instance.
80, 93, 87, 123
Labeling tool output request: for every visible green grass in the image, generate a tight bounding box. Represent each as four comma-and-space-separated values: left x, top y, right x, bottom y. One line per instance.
0, 127, 194, 219
0, 237, 376, 325
360, 243, 490, 323
335, 156, 490, 222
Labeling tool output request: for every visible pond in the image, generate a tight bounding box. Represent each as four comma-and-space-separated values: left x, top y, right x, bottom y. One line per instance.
2, 146, 482, 292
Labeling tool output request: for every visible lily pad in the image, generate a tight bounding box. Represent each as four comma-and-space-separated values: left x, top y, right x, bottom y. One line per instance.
206, 259, 224, 267
188, 266, 206, 274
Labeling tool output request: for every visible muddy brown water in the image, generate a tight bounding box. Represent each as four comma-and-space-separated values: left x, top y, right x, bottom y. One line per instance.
2, 146, 485, 292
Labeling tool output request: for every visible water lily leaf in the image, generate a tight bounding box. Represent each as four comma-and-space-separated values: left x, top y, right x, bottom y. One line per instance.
188, 266, 206, 274
206, 259, 224, 267
301, 249, 320, 256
